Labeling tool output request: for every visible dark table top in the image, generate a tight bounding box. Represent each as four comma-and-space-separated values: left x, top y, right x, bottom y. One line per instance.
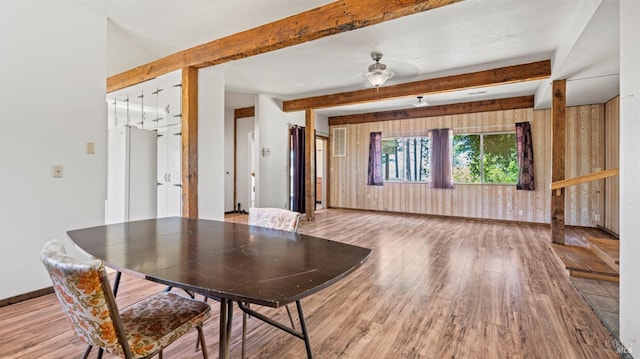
67, 217, 371, 307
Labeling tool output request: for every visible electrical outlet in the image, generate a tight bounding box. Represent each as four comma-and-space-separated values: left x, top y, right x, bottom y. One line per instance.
53, 165, 64, 178
594, 214, 601, 222
518, 209, 524, 216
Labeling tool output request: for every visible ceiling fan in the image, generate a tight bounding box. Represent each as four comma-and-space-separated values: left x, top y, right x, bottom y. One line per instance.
365, 52, 394, 87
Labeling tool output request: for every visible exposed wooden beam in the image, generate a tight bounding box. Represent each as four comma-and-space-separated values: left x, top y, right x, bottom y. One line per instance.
551, 79, 566, 245
107, 0, 461, 92
284, 60, 550, 112
305, 109, 316, 221
181, 67, 198, 218
329, 96, 534, 125
234, 106, 255, 119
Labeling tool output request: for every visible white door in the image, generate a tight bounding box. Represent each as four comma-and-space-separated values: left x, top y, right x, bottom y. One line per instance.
166, 124, 182, 217
128, 127, 158, 221
106, 126, 157, 224
156, 127, 169, 217
157, 124, 182, 218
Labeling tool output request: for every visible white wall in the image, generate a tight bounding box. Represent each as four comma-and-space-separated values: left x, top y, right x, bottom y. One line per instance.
0, 1, 107, 299
252, 99, 330, 209
254, 95, 305, 208
315, 112, 330, 137
198, 67, 226, 220
106, 19, 173, 77
619, 0, 640, 352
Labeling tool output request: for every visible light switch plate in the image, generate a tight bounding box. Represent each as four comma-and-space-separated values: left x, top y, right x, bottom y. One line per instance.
87, 142, 95, 154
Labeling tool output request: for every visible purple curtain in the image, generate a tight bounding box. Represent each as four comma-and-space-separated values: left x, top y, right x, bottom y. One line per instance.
515, 122, 535, 190
367, 132, 383, 186
290, 126, 305, 212
430, 128, 453, 189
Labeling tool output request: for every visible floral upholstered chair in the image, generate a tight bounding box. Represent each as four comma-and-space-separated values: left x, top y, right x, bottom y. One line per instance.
248, 207, 301, 232
40, 239, 211, 359
242, 207, 301, 358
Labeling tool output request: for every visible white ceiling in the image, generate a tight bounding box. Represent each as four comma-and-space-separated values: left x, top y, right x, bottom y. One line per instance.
74, 0, 620, 117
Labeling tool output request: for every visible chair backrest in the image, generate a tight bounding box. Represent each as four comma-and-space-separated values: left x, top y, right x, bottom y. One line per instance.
248, 207, 301, 232
40, 239, 133, 358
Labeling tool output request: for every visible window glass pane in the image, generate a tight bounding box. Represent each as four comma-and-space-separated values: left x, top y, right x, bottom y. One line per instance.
452, 134, 481, 183
382, 139, 403, 181
419, 138, 430, 182
382, 137, 430, 182
483, 133, 518, 184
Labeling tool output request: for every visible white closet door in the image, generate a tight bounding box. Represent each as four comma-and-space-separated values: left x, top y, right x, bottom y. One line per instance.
166, 83, 182, 126
166, 124, 182, 217
151, 85, 168, 128
115, 97, 128, 128
156, 127, 169, 218
128, 127, 157, 221
107, 127, 157, 224
106, 127, 128, 224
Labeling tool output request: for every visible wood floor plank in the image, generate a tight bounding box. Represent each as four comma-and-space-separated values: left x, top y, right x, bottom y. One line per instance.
0, 209, 618, 358
550, 243, 618, 278
586, 237, 620, 267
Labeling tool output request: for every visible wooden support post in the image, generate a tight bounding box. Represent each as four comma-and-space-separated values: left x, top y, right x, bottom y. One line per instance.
551, 79, 566, 244
305, 109, 315, 221
182, 67, 198, 218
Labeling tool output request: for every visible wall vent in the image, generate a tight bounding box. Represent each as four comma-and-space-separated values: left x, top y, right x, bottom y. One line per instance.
333, 127, 347, 157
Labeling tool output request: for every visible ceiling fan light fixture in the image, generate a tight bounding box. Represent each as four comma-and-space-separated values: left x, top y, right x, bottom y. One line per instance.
366, 52, 394, 87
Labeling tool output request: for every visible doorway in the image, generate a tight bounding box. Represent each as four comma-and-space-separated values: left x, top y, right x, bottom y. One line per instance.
316, 137, 328, 209
249, 132, 256, 210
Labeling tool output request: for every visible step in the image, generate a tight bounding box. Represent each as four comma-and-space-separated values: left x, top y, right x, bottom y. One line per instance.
549, 243, 619, 282
585, 237, 619, 272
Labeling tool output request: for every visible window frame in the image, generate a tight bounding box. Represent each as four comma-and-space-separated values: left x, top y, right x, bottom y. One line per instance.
452, 131, 518, 186
381, 135, 431, 183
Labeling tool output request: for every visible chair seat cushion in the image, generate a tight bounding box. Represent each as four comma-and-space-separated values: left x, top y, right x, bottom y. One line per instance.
112, 292, 211, 358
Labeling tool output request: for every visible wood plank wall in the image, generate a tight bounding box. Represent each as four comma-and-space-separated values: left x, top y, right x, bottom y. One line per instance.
565, 105, 605, 227
329, 105, 611, 226
605, 96, 620, 233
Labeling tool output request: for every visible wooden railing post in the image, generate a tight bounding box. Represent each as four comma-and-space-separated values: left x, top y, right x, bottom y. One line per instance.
551, 79, 566, 244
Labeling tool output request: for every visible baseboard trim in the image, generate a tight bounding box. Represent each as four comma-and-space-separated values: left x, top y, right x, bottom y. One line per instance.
0, 286, 54, 308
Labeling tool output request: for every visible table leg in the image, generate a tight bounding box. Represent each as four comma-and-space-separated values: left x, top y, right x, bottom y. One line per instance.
296, 300, 313, 359
236, 301, 313, 359
219, 299, 233, 359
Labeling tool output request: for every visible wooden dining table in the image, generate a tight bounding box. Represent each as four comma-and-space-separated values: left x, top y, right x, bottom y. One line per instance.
67, 217, 372, 359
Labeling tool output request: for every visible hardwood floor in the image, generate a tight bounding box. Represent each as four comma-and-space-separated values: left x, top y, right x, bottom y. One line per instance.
0, 209, 618, 358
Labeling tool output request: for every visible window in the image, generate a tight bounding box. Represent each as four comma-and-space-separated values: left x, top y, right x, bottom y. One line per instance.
381, 137, 430, 182
452, 133, 518, 184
